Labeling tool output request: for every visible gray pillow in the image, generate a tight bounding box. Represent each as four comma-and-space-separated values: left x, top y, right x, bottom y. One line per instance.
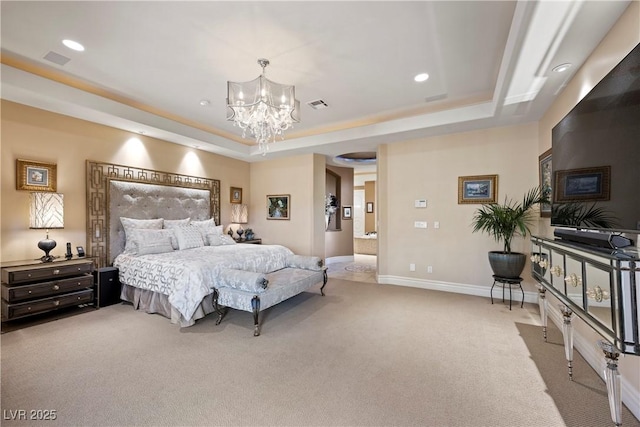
125, 229, 174, 255
120, 217, 164, 253
173, 225, 205, 250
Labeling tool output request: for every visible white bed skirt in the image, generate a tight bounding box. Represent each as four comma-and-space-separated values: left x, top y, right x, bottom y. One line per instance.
120, 284, 215, 327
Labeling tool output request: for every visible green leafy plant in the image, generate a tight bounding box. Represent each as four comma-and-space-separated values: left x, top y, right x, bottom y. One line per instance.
551, 202, 619, 229
472, 187, 548, 253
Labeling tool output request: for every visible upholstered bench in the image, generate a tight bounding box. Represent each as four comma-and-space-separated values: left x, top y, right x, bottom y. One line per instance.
211, 257, 328, 336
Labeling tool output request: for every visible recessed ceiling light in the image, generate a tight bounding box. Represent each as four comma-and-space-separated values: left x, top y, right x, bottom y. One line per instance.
552, 63, 572, 73
62, 39, 85, 52
199, 99, 211, 106
414, 73, 429, 82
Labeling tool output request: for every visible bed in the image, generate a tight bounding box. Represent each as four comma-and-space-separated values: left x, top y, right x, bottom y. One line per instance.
87, 162, 325, 332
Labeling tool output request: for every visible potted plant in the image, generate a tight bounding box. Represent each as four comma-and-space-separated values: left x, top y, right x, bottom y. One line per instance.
471, 187, 547, 278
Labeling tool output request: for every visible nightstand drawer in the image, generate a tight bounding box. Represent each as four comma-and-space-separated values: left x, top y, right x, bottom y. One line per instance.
2, 274, 94, 303
2, 289, 94, 320
2, 261, 94, 285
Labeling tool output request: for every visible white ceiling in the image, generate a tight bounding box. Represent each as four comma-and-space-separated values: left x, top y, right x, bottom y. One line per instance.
0, 1, 632, 167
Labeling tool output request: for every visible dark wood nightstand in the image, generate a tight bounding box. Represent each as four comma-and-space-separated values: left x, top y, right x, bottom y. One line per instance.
237, 239, 262, 244
1, 257, 96, 322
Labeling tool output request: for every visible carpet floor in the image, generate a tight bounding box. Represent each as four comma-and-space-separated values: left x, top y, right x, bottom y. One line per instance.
1, 276, 638, 427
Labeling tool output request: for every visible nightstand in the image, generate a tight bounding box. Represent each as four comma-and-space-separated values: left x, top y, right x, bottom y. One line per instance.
237, 239, 262, 244
1, 257, 96, 322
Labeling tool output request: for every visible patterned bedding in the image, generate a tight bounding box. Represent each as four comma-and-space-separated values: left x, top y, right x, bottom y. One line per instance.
113, 244, 294, 321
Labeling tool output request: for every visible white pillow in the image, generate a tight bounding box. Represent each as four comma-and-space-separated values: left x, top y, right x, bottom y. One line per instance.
206, 233, 237, 246
173, 225, 205, 250
191, 218, 217, 235
120, 217, 164, 253
125, 229, 175, 255
163, 218, 190, 229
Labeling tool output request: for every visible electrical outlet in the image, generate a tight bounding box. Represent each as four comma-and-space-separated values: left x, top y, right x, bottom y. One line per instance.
427, 266, 433, 273
434, 221, 440, 229
410, 263, 416, 272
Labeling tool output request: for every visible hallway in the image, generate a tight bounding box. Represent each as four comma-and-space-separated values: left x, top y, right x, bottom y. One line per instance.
326, 254, 377, 283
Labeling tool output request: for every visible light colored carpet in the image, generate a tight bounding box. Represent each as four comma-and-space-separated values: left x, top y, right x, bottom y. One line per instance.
1, 278, 639, 427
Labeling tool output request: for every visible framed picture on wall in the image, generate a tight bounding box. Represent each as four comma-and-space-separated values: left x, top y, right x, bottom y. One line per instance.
538, 148, 552, 217
555, 166, 610, 202
16, 159, 57, 192
230, 187, 242, 204
366, 202, 374, 213
267, 194, 290, 220
457, 174, 498, 204
342, 206, 352, 220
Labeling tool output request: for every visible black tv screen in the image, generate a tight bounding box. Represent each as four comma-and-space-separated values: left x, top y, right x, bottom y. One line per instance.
551, 42, 640, 235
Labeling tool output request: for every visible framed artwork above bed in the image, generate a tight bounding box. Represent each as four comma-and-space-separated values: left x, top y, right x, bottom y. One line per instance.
86, 160, 220, 268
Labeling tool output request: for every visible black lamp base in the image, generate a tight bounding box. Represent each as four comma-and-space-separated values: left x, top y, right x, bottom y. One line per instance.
38, 237, 57, 263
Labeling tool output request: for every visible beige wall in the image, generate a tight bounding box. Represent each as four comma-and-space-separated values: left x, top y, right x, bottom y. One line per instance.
378, 122, 540, 289
325, 165, 354, 259
249, 153, 325, 257
364, 181, 376, 233
1, 100, 250, 262
537, 0, 640, 411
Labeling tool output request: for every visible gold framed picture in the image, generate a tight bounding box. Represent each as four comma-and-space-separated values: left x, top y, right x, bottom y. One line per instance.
16, 159, 57, 192
458, 174, 498, 204
538, 148, 552, 217
267, 194, 290, 220
554, 166, 610, 202
230, 187, 242, 204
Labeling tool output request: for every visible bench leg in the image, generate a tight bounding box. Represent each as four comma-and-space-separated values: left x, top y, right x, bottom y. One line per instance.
252, 295, 261, 336
212, 288, 228, 325
320, 270, 328, 296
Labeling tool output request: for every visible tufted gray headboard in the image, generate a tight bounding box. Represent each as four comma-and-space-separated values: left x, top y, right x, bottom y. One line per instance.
86, 160, 221, 268
107, 179, 211, 264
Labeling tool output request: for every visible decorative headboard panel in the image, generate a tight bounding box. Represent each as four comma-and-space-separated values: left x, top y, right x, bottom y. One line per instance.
86, 161, 220, 268
107, 179, 211, 265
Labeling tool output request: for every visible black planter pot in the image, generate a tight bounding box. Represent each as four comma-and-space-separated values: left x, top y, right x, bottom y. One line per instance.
488, 251, 526, 279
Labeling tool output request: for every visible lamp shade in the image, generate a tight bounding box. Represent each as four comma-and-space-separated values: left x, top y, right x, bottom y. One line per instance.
230, 204, 248, 224
30, 192, 64, 229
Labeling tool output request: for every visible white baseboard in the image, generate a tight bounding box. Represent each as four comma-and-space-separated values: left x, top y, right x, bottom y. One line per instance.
377, 275, 539, 304
375, 275, 639, 422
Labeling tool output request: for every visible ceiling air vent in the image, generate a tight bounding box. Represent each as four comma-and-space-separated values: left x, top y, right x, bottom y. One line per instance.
43, 51, 71, 66
306, 99, 329, 110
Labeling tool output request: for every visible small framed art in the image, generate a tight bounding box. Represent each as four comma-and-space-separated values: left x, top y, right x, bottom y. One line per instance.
230, 187, 242, 204
366, 202, 374, 213
538, 148, 552, 217
458, 174, 498, 204
16, 159, 57, 192
267, 194, 290, 220
342, 206, 352, 220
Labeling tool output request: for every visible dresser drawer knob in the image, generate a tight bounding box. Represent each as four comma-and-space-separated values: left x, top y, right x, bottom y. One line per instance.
53, 269, 60, 275
53, 300, 60, 306
28, 290, 32, 294
27, 307, 32, 310
53, 285, 60, 291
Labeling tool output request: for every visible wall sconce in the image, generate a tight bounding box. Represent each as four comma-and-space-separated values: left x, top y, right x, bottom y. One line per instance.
230, 204, 248, 240
29, 192, 64, 262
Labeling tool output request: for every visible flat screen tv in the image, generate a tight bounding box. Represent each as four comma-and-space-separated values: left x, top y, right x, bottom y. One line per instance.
551, 42, 640, 242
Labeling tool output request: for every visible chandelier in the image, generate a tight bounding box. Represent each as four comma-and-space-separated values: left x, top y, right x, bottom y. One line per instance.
227, 58, 300, 155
